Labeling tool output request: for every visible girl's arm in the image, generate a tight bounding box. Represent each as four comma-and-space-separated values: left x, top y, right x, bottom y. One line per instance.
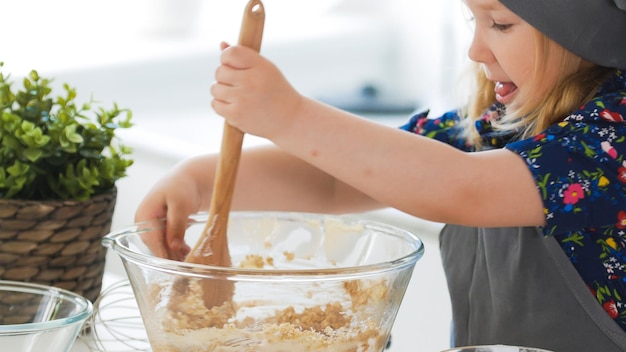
135, 145, 382, 259
271, 98, 545, 227
212, 45, 546, 228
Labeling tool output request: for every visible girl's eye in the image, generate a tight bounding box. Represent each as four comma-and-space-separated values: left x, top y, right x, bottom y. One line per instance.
491, 21, 512, 31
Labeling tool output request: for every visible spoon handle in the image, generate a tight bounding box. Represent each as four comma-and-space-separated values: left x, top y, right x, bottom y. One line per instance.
185, 0, 265, 309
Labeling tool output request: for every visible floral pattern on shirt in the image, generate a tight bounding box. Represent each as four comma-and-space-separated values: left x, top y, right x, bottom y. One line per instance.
402, 70, 626, 330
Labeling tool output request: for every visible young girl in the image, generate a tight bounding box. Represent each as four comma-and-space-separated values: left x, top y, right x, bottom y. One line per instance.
135, 0, 626, 350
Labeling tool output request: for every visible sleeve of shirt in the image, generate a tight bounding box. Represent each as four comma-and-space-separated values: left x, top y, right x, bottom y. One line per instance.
400, 109, 474, 152
506, 96, 626, 236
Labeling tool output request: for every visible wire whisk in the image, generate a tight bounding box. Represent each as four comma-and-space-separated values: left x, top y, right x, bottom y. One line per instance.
79, 280, 151, 352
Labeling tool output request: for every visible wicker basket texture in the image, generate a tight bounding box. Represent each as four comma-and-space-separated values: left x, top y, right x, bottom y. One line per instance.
0, 189, 117, 310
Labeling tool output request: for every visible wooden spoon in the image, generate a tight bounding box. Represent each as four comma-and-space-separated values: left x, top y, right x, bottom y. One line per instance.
183, 0, 265, 309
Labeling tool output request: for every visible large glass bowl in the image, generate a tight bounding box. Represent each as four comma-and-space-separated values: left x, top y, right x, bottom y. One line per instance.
0, 280, 93, 352
103, 211, 424, 351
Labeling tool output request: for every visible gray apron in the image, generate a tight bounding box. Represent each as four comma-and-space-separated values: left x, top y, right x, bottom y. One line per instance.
440, 225, 626, 352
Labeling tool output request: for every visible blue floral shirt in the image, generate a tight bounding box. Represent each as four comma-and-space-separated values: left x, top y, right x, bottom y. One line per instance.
401, 70, 626, 330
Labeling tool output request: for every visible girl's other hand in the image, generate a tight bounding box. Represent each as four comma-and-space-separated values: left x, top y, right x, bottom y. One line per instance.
134, 160, 206, 261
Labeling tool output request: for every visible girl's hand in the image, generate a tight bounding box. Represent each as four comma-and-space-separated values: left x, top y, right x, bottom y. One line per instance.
134, 158, 208, 260
211, 42, 304, 140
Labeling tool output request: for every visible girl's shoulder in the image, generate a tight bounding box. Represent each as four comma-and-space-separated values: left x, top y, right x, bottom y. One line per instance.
515, 70, 626, 149
562, 69, 625, 124
505, 73, 626, 233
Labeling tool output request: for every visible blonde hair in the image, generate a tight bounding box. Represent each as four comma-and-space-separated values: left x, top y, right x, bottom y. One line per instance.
461, 28, 616, 149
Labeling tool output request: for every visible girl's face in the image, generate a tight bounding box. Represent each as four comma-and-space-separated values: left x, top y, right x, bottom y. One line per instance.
464, 0, 562, 108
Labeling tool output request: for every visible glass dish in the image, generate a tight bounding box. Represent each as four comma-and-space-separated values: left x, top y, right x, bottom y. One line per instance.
0, 280, 93, 352
104, 211, 425, 352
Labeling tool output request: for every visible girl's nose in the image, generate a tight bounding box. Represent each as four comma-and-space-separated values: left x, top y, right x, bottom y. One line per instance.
467, 30, 494, 64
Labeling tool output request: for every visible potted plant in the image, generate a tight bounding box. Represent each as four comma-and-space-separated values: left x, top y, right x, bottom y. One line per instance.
0, 62, 133, 302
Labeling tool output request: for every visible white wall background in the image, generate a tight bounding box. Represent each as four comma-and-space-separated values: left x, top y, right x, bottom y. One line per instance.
1, 0, 472, 114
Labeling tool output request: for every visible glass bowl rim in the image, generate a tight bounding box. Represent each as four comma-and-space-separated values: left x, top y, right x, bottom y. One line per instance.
103, 211, 425, 281
0, 280, 93, 333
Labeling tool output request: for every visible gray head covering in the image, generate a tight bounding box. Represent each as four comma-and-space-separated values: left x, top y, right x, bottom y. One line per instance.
499, 0, 626, 69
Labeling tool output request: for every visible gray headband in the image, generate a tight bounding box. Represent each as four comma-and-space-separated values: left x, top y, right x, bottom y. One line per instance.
499, 0, 626, 69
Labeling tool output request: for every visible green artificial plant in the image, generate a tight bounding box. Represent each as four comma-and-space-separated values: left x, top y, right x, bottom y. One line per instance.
0, 62, 133, 201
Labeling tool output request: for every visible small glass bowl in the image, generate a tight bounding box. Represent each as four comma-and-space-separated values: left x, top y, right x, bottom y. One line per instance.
0, 280, 93, 352
442, 345, 554, 352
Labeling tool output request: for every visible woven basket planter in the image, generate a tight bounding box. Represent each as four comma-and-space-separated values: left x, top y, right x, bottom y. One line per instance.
0, 188, 117, 305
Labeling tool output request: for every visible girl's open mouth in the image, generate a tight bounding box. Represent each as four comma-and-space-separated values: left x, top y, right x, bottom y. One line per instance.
495, 81, 518, 105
